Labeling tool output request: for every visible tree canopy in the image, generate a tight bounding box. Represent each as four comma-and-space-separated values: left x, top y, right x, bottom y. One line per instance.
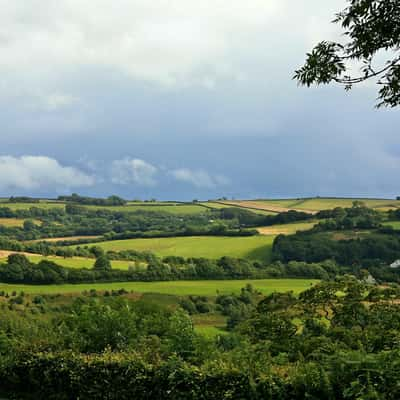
294, 0, 400, 107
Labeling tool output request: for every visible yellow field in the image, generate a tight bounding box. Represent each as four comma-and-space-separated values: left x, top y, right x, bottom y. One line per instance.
0, 218, 26, 227
218, 198, 400, 213
256, 221, 318, 235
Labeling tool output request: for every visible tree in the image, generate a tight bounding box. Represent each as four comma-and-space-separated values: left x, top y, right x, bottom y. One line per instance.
294, 0, 400, 107
93, 255, 112, 271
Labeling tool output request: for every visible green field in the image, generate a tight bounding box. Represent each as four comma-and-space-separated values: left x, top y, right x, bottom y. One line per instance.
228, 197, 400, 212
0, 279, 317, 296
383, 221, 400, 229
0, 201, 65, 210
82, 204, 207, 214
0, 255, 137, 270
79, 235, 274, 261
0, 200, 206, 215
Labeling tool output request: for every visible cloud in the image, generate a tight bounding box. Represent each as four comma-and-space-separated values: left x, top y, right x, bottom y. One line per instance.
0, 0, 339, 89
38, 93, 80, 111
111, 158, 158, 186
170, 168, 230, 188
0, 155, 95, 190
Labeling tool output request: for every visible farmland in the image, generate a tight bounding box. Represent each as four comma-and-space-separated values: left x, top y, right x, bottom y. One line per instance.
219, 197, 400, 214
0, 253, 137, 270
256, 220, 319, 235
0, 218, 28, 227
0, 278, 317, 296
1, 194, 400, 399
79, 235, 275, 261
82, 203, 208, 214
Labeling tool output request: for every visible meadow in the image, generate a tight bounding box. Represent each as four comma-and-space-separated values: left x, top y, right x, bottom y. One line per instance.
82, 203, 208, 214
0, 202, 65, 210
383, 221, 400, 229
79, 235, 275, 261
0, 218, 27, 227
0, 278, 317, 296
219, 197, 400, 213
256, 220, 319, 235
0, 254, 138, 270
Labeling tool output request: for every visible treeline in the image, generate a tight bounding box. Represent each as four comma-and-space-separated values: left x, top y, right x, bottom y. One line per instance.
273, 231, 400, 265
0, 253, 341, 285
57, 193, 127, 206
219, 207, 315, 227
2, 278, 400, 399
8, 196, 41, 203
0, 204, 259, 241
313, 202, 382, 231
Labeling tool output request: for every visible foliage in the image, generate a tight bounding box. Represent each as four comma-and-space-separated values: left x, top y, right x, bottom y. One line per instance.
295, 0, 400, 107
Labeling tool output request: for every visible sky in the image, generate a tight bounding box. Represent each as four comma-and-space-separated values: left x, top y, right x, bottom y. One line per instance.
0, 0, 399, 201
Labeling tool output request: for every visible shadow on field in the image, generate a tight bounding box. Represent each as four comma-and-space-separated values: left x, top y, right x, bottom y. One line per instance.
244, 244, 272, 262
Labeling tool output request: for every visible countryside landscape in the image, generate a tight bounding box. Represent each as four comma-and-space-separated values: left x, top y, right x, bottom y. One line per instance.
2, 194, 400, 398
1, 0, 400, 399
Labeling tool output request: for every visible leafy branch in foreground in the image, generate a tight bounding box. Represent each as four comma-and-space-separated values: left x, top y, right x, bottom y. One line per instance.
294, 0, 400, 107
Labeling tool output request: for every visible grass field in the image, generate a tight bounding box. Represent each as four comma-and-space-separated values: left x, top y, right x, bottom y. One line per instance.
0, 202, 65, 210
383, 221, 400, 229
221, 198, 400, 213
0, 201, 206, 215
79, 235, 274, 261
0, 254, 137, 270
82, 204, 206, 214
0, 279, 318, 296
217, 200, 317, 214
294, 198, 400, 211
0, 218, 27, 227
257, 221, 318, 235
29, 235, 101, 243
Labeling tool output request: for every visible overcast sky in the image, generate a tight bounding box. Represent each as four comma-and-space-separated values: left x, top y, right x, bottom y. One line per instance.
0, 0, 399, 200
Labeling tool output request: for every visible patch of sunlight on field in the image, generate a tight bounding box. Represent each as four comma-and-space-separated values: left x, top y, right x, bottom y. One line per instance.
0, 279, 318, 296
296, 198, 400, 211
0, 255, 137, 270
82, 204, 206, 214
257, 221, 318, 235
0, 202, 65, 210
383, 221, 400, 229
78, 235, 274, 261
0, 218, 28, 227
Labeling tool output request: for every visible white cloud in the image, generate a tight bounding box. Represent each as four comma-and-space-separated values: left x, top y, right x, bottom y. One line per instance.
0, 0, 343, 90
111, 158, 158, 186
0, 155, 95, 190
39, 93, 80, 111
170, 168, 230, 188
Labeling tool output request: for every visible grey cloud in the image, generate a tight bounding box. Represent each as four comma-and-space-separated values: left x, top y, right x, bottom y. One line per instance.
170, 168, 230, 188
110, 158, 158, 186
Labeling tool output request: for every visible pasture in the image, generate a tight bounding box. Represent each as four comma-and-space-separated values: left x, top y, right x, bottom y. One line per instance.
383, 221, 400, 229
220, 197, 400, 213
0, 279, 318, 296
82, 203, 207, 214
78, 235, 275, 261
257, 221, 318, 235
0, 202, 65, 210
294, 198, 400, 211
0, 254, 137, 270
0, 218, 27, 227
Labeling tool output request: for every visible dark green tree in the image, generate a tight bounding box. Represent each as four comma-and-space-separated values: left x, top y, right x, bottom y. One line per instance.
294, 0, 400, 107
93, 255, 112, 271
